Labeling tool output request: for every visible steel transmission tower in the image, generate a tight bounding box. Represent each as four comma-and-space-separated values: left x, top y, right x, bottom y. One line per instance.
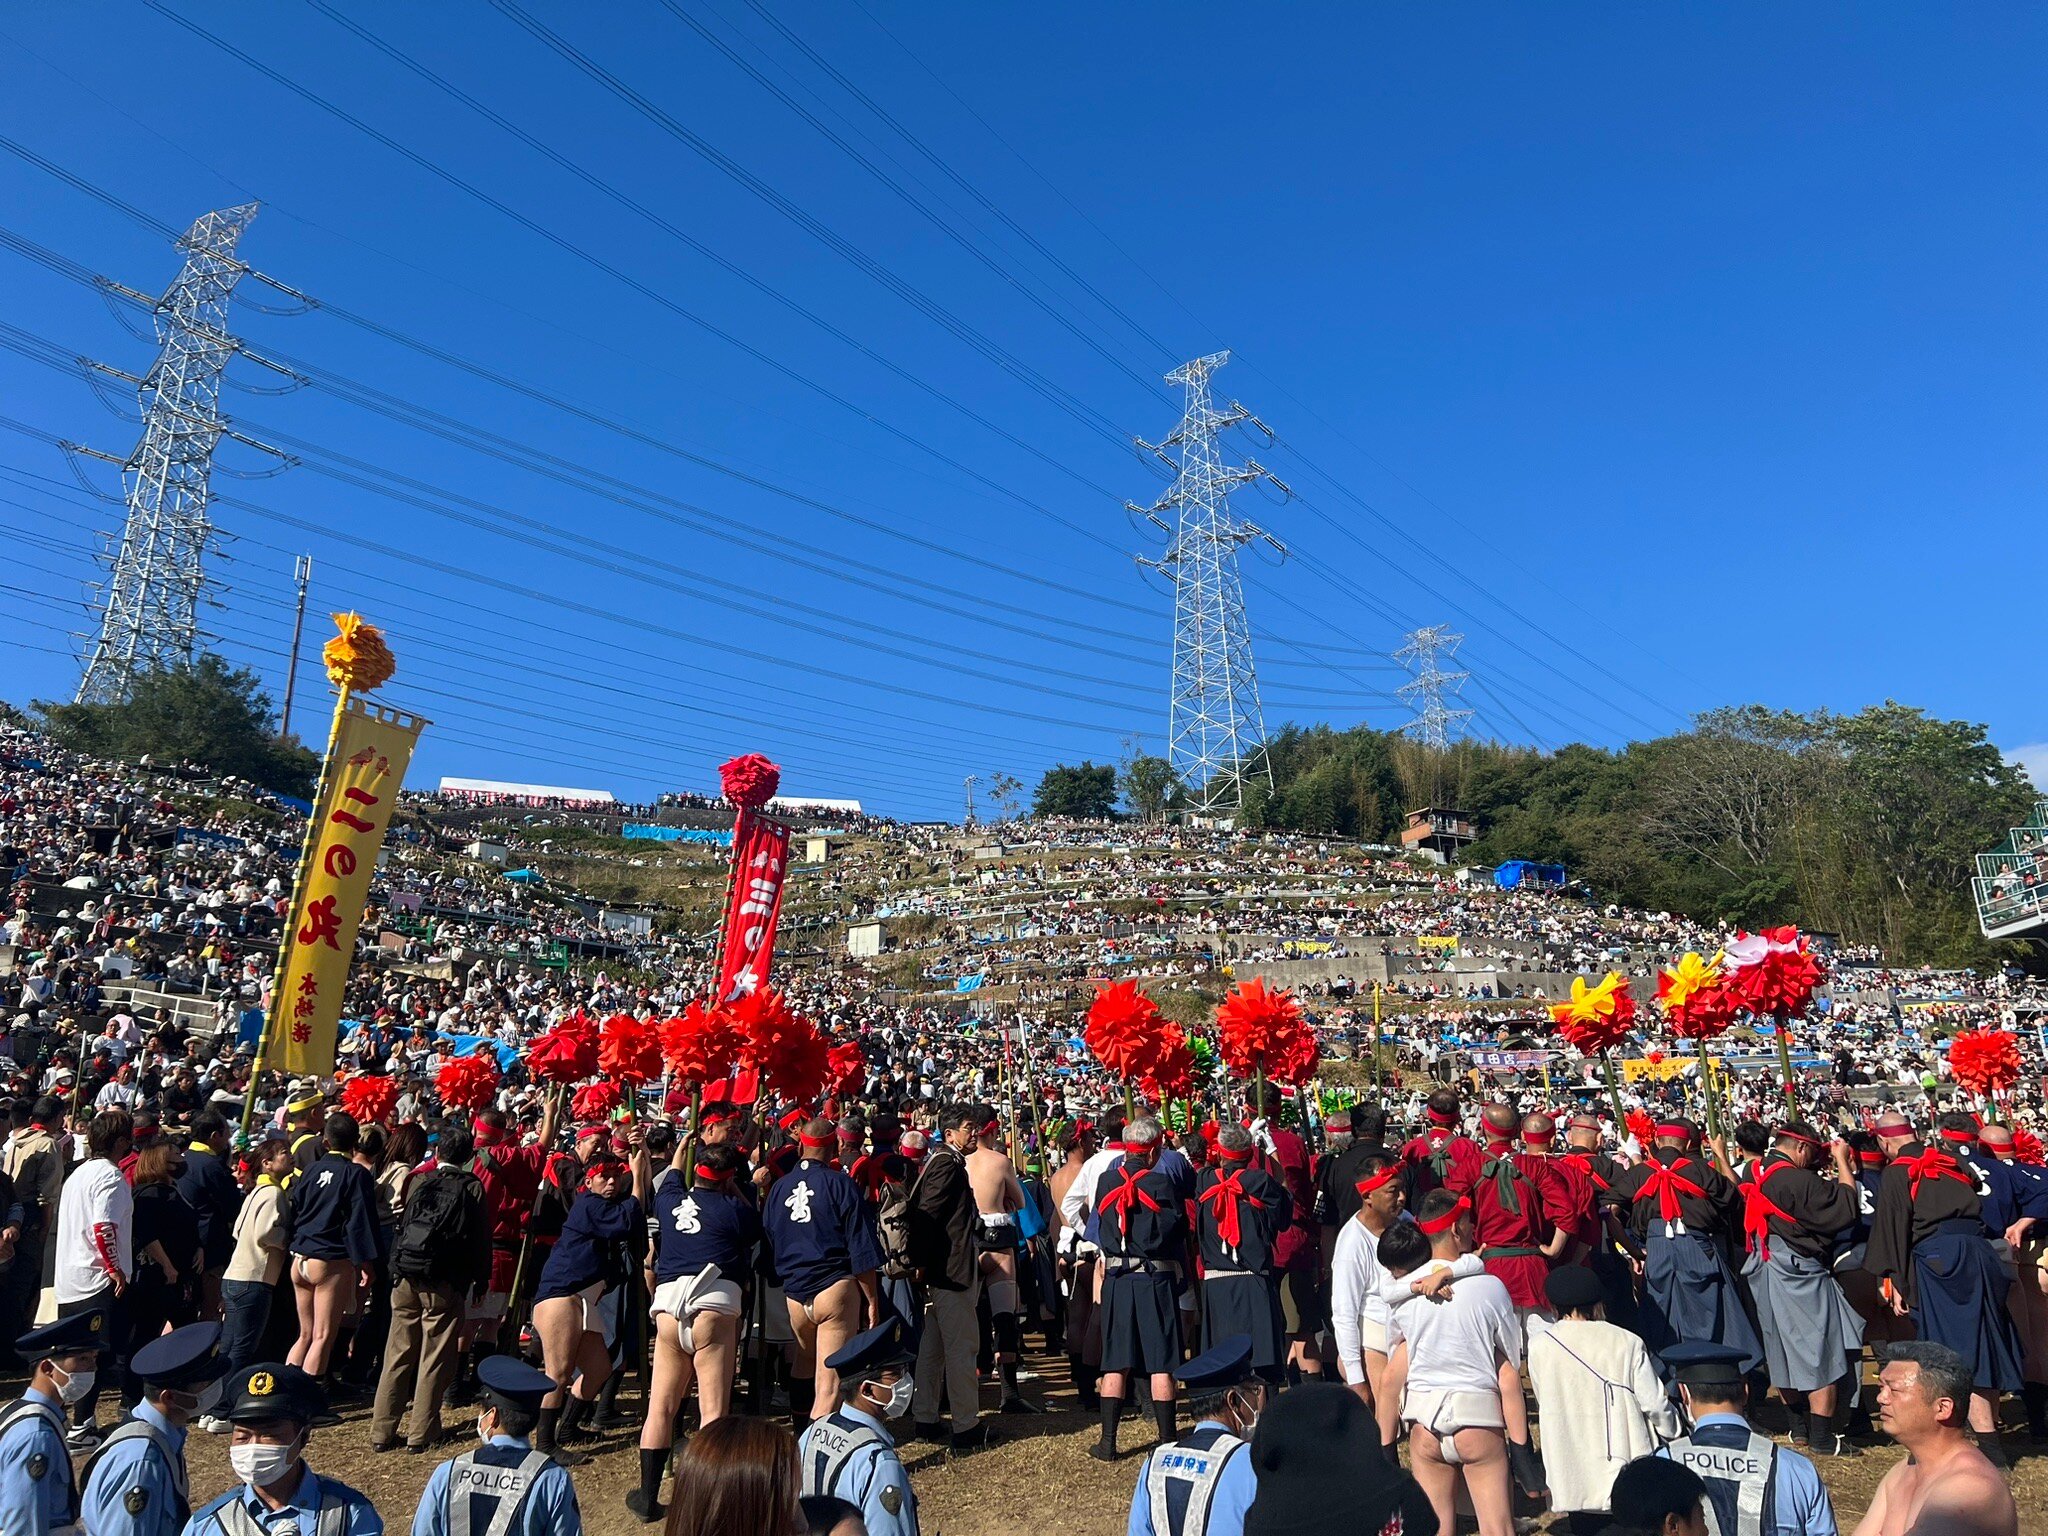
1131, 351, 1290, 817
75, 203, 262, 703
1395, 625, 1474, 750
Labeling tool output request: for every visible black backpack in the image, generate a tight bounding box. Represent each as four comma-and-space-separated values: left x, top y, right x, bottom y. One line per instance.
392, 1168, 478, 1283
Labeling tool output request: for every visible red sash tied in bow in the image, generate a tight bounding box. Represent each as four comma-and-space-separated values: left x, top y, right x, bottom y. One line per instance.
1561, 1151, 1610, 1192
1899, 1146, 1969, 1202
1634, 1156, 1705, 1224
1099, 1165, 1162, 1239
1199, 1171, 1264, 1250
1742, 1158, 1797, 1261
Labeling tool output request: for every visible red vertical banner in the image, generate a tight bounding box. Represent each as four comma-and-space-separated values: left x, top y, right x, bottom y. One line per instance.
718, 812, 791, 1000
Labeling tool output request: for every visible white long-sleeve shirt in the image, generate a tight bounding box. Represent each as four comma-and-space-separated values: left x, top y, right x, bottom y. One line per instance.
1328, 1219, 1483, 1385
1059, 1144, 1123, 1251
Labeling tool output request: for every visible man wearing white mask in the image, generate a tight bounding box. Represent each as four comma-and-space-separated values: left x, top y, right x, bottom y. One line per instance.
78, 1322, 233, 1536
178, 1363, 381, 1536
0, 1309, 108, 1536
799, 1320, 921, 1536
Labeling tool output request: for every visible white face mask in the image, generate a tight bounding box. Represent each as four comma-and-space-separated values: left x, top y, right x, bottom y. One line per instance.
868, 1377, 914, 1419
230, 1439, 300, 1490
49, 1365, 94, 1406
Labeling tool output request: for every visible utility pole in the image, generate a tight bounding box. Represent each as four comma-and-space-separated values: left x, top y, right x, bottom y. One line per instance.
77, 204, 276, 703
963, 773, 978, 827
279, 554, 313, 740
1131, 351, 1289, 818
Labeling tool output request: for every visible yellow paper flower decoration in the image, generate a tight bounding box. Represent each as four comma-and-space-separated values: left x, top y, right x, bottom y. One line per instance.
322, 612, 396, 694
1655, 950, 1724, 1014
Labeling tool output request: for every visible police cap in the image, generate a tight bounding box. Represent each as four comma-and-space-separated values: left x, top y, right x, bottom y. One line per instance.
824, 1318, 914, 1379
131, 1322, 229, 1389
477, 1355, 555, 1416
1661, 1340, 1748, 1389
224, 1362, 326, 1426
15, 1309, 106, 1362
1174, 1334, 1255, 1392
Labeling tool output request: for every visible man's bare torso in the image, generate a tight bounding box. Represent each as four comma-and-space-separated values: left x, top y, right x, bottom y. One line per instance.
1858, 1443, 2016, 1536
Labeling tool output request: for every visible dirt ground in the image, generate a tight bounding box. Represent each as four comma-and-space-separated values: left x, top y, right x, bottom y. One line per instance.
54, 1351, 2048, 1536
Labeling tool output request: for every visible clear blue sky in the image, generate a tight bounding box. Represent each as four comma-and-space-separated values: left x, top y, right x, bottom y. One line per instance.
2, 3, 2043, 818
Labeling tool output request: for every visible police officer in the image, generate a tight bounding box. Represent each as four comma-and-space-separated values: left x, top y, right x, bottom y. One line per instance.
410, 1357, 581, 1536
0, 1311, 107, 1536
797, 1320, 918, 1536
79, 1322, 230, 1536
1126, 1336, 1264, 1536
1657, 1342, 1839, 1536
179, 1363, 382, 1536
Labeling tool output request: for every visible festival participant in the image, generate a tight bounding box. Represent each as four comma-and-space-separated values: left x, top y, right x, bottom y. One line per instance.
78, 1322, 230, 1536
283, 1112, 380, 1384
1522, 1112, 1598, 1262
1739, 1122, 1864, 1455
0, 1311, 105, 1536
212, 1136, 291, 1420
1469, 1104, 1567, 1333
1374, 1191, 1528, 1536
1250, 1085, 1322, 1383
179, 1363, 381, 1536
530, 1142, 647, 1464
1603, 1119, 1761, 1373
454, 1097, 562, 1407
1863, 1110, 2025, 1464
370, 1122, 489, 1455
1088, 1117, 1187, 1463
766, 1116, 886, 1428
1398, 1089, 1483, 1202
631, 1142, 760, 1521
1559, 1113, 1639, 1323
410, 1356, 581, 1536
1605, 1459, 1711, 1536
1658, 1342, 1840, 1536
1978, 1123, 2048, 1435
965, 1103, 1033, 1414
1125, 1335, 1265, 1536
798, 1319, 921, 1536
1047, 1120, 1103, 1411
1193, 1126, 1293, 1384
281, 1085, 327, 1177
1526, 1267, 1679, 1534
1851, 1341, 2017, 1536
907, 1105, 985, 1450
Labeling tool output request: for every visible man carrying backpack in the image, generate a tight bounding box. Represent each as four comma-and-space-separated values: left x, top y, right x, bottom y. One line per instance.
371, 1122, 489, 1452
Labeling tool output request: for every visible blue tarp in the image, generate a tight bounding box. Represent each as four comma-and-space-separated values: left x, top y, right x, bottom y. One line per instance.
342, 1018, 519, 1071
623, 824, 733, 847
275, 795, 313, 816
1494, 860, 1567, 890
954, 974, 985, 992
236, 1008, 264, 1051
503, 868, 542, 884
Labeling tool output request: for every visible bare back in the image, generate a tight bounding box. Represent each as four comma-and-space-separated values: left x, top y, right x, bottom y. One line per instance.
967, 1143, 1024, 1215
1853, 1442, 2017, 1536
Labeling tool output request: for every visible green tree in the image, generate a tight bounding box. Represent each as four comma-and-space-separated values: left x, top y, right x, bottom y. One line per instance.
1033, 761, 1118, 819
38, 655, 319, 796
985, 771, 1023, 822
1120, 754, 1179, 822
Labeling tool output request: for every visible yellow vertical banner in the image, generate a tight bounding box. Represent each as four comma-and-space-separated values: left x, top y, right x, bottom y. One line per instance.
268, 696, 426, 1078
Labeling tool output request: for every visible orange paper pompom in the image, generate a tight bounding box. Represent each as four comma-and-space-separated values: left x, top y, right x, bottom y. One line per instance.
338, 1075, 399, 1126
660, 1001, 740, 1087
598, 1013, 664, 1086
1949, 1029, 2023, 1097
436, 1054, 500, 1112
1084, 979, 1172, 1083
732, 989, 832, 1106
528, 1012, 600, 1085
572, 1081, 622, 1121
1550, 973, 1637, 1056
1214, 977, 1319, 1088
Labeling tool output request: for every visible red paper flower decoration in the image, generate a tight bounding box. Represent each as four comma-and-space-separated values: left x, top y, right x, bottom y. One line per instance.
1084, 979, 1170, 1083
827, 1039, 866, 1096
598, 1013, 663, 1086
1723, 927, 1826, 1019
572, 1081, 622, 1121
2013, 1126, 2044, 1165
1667, 982, 1742, 1041
1625, 1108, 1656, 1146
733, 989, 832, 1106
1139, 1031, 1195, 1101
528, 1013, 600, 1085
338, 1075, 399, 1126
718, 753, 782, 811
436, 1054, 500, 1112
1949, 1029, 2024, 1097
660, 1001, 740, 1087
1214, 977, 1319, 1088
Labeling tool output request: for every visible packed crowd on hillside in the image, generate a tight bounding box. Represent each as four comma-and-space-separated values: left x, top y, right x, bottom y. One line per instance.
0, 724, 2041, 1536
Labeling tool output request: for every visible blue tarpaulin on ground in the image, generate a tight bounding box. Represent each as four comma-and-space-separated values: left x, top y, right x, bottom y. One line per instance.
955, 974, 985, 992
1494, 860, 1567, 890
275, 795, 313, 816
623, 824, 733, 847
503, 868, 542, 884
342, 1017, 519, 1071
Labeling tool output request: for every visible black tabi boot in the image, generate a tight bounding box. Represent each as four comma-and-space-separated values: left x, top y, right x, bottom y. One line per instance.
624, 1447, 667, 1523
1088, 1394, 1121, 1461
1152, 1398, 1176, 1445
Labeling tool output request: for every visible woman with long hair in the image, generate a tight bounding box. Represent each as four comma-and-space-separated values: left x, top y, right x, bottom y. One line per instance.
665, 1416, 805, 1536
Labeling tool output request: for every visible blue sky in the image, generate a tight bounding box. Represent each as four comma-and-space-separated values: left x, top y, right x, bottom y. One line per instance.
1, 3, 2043, 818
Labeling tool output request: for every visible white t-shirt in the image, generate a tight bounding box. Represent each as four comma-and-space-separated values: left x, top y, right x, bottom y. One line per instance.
1387, 1257, 1521, 1397
54, 1158, 133, 1303
1330, 1222, 1486, 1384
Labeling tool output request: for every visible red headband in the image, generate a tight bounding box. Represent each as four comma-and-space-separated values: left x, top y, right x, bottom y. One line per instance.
1521, 1131, 1552, 1149
1857, 1149, 1885, 1166
798, 1133, 834, 1151
1776, 1128, 1821, 1148
1426, 1108, 1458, 1128
692, 1164, 724, 1182
1356, 1166, 1400, 1197
1417, 1197, 1470, 1235
1940, 1127, 1979, 1144
1654, 1123, 1691, 1141
1215, 1144, 1254, 1163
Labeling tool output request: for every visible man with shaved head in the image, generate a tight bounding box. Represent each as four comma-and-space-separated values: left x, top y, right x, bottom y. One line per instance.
1976, 1123, 2048, 1438
1560, 1112, 1638, 1326
1468, 1104, 1568, 1340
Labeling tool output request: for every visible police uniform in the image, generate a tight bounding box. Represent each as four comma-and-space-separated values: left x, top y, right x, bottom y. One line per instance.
0, 1311, 106, 1536
410, 1358, 580, 1536
1126, 1337, 1258, 1536
1657, 1343, 1838, 1536
179, 1363, 382, 1536
79, 1323, 230, 1536
798, 1321, 918, 1536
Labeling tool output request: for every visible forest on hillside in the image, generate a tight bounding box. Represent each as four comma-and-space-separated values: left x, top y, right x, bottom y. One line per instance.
1230, 704, 2035, 969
